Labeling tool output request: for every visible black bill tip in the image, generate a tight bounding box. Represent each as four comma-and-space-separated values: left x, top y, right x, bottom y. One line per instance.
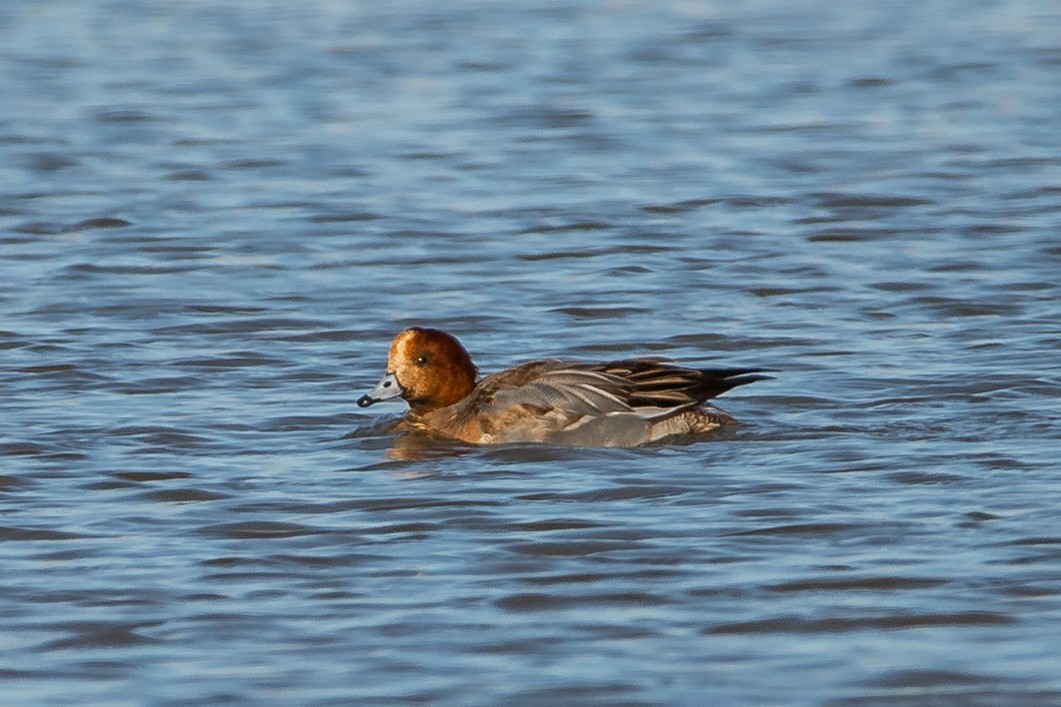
356, 395, 377, 408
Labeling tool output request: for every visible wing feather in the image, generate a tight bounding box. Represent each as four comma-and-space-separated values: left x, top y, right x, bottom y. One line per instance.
467, 358, 769, 429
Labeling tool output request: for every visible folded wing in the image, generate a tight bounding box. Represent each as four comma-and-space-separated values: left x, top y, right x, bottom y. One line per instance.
472, 359, 769, 427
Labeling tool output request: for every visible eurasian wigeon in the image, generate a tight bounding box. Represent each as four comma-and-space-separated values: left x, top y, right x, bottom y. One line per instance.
357, 327, 770, 448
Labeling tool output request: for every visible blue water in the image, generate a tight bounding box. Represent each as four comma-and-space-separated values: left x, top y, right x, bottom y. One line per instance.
2, 1, 1060, 704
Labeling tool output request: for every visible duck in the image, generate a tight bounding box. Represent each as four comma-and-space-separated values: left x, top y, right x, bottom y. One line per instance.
357, 327, 769, 448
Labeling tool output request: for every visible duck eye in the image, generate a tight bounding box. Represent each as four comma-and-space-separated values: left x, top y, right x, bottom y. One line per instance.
415, 355, 428, 366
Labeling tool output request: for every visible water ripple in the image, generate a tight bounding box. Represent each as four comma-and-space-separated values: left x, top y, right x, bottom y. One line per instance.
2, 0, 1059, 704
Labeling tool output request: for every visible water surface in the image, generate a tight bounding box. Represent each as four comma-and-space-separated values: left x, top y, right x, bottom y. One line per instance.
2, 1, 1060, 704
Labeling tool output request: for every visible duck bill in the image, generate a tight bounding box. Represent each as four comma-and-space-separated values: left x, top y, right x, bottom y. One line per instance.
356, 372, 403, 408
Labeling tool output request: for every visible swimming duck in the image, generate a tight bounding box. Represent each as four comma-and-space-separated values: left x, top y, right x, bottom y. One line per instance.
357, 327, 769, 448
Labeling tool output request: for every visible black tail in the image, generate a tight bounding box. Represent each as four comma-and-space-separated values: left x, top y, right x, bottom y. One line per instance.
603, 359, 773, 407
693, 368, 773, 401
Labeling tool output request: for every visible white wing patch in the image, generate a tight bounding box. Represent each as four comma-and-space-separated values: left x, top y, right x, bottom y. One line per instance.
488, 369, 632, 416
